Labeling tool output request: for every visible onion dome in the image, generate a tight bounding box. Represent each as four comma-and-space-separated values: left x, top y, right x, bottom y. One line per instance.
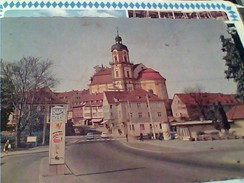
111, 33, 128, 52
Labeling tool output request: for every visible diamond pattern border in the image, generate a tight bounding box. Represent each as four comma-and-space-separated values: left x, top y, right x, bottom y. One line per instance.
0, 1, 241, 22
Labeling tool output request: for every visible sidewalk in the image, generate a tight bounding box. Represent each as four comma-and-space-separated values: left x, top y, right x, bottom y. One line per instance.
125, 138, 244, 152
39, 157, 85, 183
0, 145, 49, 158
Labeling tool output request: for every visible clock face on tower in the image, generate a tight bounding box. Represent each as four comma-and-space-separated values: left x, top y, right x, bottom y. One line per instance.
52, 107, 65, 121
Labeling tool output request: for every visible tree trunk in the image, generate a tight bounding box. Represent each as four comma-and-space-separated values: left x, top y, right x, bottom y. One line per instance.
15, 125, 21, 149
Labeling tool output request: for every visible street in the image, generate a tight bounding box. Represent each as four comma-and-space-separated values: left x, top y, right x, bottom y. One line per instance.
1, 138, 244, 183
1, 152, 47, 183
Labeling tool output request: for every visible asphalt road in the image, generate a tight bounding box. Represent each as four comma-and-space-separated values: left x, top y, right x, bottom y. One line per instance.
1, 152, 47, 183
1, 139, 244, 183
65, 140, 244, 183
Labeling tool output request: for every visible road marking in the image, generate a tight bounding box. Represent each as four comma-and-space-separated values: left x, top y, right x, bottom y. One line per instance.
66, 138, 126, 144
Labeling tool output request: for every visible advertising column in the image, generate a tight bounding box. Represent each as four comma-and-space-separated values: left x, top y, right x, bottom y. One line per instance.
49, 106, 66, 174
162, 121, 171, 140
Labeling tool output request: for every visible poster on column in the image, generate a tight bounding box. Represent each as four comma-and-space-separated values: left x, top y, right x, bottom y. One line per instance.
49, 106, 66, 165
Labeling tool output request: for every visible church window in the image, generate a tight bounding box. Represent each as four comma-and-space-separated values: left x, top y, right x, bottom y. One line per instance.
157, 112, 162, 117
116, 70, 119, 78
124, 56, 127, 62
126, 71, 130, 78
114, 56, 117, 62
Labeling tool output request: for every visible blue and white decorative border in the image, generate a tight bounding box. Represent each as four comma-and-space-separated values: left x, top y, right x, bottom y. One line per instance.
0, 0, 244, 47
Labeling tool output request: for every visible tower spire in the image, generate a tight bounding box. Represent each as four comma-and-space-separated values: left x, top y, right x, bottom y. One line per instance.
115, 27, 122, 44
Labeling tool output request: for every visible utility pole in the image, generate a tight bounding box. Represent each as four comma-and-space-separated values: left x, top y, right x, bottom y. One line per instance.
42, 103, 48, 145
127, 100, 133, 135
146, 94, 156, 139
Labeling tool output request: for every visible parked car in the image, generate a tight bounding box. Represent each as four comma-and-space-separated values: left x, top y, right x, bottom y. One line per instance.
86, 132, 94, 140
101, 132, 111, 138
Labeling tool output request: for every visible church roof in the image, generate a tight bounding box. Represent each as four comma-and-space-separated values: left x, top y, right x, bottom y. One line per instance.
111, 34, 128, 52
138, 68, 165, 81
90, 68, 113, 85
111, 43, 128, 52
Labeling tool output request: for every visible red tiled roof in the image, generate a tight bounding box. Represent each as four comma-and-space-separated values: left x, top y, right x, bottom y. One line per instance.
138, 68, 165, 81
26, 87, 67, 105
127, 88, 163, 102
55, 89, 89, 97
174, 93, 239, 106
83, 93, 104, 107
227, 104, 244, 120
90, 68, 112, 85
104, 88, 163, 103
104, 91, 129, 103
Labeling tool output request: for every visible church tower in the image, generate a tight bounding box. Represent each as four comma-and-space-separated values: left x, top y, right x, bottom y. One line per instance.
110, 31, 135, 91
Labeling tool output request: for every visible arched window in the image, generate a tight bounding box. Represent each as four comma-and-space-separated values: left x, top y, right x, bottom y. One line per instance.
116, 70, 119, 78
126, 70, 130, 78
114, 56, 117, 62
124, 55, 127, 62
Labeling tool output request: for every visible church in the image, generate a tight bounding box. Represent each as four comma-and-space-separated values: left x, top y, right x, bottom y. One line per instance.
88, 32, 169, 101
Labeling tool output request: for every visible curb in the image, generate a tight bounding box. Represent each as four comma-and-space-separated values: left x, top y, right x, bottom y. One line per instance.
1, 147, 49, 158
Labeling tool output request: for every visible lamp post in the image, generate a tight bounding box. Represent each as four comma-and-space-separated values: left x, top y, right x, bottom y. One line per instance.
146, 94, 156, 139
127, 100, 133, 135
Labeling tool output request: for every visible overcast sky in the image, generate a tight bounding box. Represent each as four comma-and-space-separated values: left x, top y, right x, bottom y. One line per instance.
0, 13, 236, 98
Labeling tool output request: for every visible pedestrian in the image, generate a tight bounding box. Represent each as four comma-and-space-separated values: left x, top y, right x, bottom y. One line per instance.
3, 140, 11, 154
118, 129, 122, 135
140, 133, 144, 141
126, 134, 128, 142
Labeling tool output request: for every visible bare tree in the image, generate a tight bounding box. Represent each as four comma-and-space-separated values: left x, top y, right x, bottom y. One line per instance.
183, 84, 205, 93
183, 85, 207, 120
1, 57, 58, 148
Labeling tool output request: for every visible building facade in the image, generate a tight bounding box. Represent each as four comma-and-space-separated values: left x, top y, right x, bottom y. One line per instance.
103, 88, 168, 137
171, 93, 240, 122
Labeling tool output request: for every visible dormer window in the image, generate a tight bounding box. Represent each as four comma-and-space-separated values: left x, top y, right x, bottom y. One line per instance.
148, 89, 154, 94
